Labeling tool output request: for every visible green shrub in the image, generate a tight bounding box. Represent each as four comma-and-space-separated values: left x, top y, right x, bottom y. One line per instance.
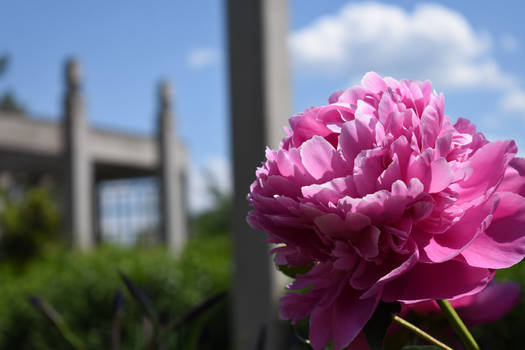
190, 183, 231, 238
0, 235, 232, 349
0, 186, 60, 264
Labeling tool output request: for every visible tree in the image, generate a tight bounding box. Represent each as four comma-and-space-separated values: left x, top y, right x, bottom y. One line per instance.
0, 55, 26, 114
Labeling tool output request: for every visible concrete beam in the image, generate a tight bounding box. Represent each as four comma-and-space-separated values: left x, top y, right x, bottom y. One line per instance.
0, 113, 61, 156
90, 128, 158, 168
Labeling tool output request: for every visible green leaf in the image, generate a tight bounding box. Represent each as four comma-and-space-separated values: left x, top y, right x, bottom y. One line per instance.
363, 301, 401, 350
273, 251, 314, 279
276, 263, 314, 278
119, 271, 159, 327
0, 56, 8, 77
171, 290, 227, 330
28, 296, 86, 350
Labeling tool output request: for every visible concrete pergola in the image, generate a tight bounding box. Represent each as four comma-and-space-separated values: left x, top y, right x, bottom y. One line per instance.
0, 0, 291, 347
0, 59, 188, 251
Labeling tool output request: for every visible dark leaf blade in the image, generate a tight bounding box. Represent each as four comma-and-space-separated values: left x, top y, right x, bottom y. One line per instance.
111, 290, 125, 350
119, 272, 156, 318
363, 301, 401, 350
28, 295, 85, 350
172, 290, 227, 331
119, 271, 159, 326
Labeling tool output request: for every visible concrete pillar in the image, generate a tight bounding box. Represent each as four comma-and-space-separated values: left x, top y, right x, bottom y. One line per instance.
157, 81, 187, 252
63, 58, 94, 249
227, 0, 291, 349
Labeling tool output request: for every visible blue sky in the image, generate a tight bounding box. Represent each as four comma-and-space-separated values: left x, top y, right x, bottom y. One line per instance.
2, 1, 525, 212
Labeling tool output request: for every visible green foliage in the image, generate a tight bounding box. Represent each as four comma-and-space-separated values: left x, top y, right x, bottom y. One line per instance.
0, 235, 232, 349
0, 55, 25, 114
190, 176, 231, 238
0, 187, 61, 264
0, 56, 7, 77
0, 91, 25, 114
276, 262, 314, 279
364, 302, 401, 350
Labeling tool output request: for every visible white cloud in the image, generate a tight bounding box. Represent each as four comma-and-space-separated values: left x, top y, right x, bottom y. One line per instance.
188, 157, 232, 214
501, 89, 525, 114
500, 33, 519, 53
186, 47, 218, 70
290, 2, 513, 89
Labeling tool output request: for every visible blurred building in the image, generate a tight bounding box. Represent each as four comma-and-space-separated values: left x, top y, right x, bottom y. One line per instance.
0, 59, 188, 251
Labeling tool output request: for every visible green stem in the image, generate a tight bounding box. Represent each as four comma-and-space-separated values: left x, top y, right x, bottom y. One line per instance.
437, 299, 480, 350
392, 315, 453, 350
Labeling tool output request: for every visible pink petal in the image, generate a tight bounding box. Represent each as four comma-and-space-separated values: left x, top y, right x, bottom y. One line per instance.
377, 155, 401, 190
280, 291, 319, 324
456, 280, 520, 326
421, 195, 498, 263
429, 158, 454, 193
377, 89, 395, 129
382, 259, 493, 302
340, 118, 374, 167
345, 212, 371, 231
352, 225, 381, 260
300, 135, 346, 181
420, 104, 441, 149
361, 72, 387, 94
332, 288, 381, 350
499, 157, 525, 196
289, 111, 332, 147
435, 132, 452, 158
361, 242, 419, 298
336, 86, 367, 107
314, 213, 349, 239
301, 177, 350, 204
353, 148, 386, 196
457, 140, 516, 203
406, 149, 433, 191
462, 192, 525, 268
328, 89, 345, 104
309, 306, 333, 350
390, 136, 411, 180
347, 332, 371, 350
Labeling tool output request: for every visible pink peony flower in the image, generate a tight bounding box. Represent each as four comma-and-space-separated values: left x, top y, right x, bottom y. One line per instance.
247, 72, 525, 350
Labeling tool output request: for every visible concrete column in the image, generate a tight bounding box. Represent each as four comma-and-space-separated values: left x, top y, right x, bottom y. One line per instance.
63, 58, 94, 249
227, 0, 291, 349
157, 81, 187, 252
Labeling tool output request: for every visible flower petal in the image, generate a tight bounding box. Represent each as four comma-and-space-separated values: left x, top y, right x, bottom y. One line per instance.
300, 135, 346, 181
382, 259, 493, 302
309, 306, 333, 350
462, 192, 525, 268
420, 195, 498, 263
456, 140, 516, 203
456, 280, 521, 326
332, 288, 381, 350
